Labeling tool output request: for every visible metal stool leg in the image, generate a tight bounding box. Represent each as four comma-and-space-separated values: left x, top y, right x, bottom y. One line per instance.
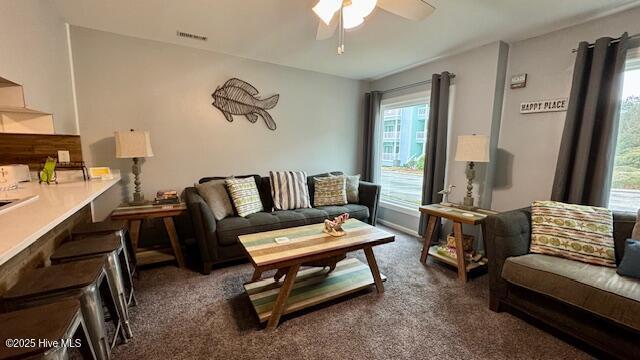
76, 314, 98, 360
115, 230, 137, 307
79, 279, 111, 360
103, 250, 133, 340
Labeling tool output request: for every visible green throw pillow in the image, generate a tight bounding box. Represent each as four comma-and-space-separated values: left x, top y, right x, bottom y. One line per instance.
225, 177, 263, 217
313, 176, 347, 207
530, 201, 615, 267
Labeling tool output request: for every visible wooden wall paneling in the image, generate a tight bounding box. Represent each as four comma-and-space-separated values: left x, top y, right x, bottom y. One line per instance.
0, 133, 83, 170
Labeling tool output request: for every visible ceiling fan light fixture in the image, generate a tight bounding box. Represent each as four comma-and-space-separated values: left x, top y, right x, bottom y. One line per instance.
342, 4, 365, 29
313, 0, 342, 25
351, 0, 377, 18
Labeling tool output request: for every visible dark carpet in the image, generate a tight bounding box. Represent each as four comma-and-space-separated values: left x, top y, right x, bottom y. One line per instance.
113, 226, 589, 359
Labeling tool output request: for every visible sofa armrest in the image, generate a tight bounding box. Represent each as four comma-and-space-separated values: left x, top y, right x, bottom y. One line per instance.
185, 187, 217, 265
613, 211, 637, 263
358, 181, 381, 225
485, 207, 532, 310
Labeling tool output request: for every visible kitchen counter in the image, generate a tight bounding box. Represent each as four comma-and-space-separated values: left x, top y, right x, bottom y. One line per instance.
0, 175, 120, 266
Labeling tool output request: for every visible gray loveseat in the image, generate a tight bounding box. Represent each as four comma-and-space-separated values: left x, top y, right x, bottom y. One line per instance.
185, 172, 381, 274
485, 208, 639, 359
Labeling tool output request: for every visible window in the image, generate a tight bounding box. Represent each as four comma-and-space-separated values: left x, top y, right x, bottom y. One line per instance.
378, 95, 430, 209
610, 46, 640, 212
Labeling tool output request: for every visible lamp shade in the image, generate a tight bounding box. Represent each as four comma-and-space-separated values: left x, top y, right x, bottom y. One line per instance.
454, 135, 490, 162
115, 130, 154, 158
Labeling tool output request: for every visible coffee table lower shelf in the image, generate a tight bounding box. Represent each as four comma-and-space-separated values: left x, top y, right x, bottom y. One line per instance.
244, 258, 386, 323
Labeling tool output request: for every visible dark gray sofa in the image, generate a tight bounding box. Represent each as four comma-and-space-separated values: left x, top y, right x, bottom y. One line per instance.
485, 208, 639, 359
185, 172, 381, 274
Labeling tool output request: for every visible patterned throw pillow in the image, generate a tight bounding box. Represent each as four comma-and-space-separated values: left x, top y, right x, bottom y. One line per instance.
225, 177, 263, 217
269, 171, 311, 210
314, 176, 347, 207
331, 173, 360, 203
530, 200, 615, 267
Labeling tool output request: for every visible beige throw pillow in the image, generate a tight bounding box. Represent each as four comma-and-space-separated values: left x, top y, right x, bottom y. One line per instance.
314, 176, 347, 207
195, 180, 233, 221
633, 209, 640, 240
530, 201, 615, 267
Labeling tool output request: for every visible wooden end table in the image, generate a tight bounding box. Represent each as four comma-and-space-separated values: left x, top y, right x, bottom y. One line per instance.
111, 203, 187, 268
239, 219, 394, 330
419, 204, 497, 283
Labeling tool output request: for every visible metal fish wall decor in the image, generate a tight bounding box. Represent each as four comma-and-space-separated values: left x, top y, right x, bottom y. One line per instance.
211, 78, 280, 130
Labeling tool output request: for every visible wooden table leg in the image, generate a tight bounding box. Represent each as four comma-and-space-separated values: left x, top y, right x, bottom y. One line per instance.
163, 217, 186, 268
251, 268, 263, 282
266, 263, 300, 330
452, 221, 467, 283
364, 246, 384, 294
420, 216, 439, 263
128, 220, 142, 263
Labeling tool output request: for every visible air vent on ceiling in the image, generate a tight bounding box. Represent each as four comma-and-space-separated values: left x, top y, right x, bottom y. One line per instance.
176, 30, 208, 41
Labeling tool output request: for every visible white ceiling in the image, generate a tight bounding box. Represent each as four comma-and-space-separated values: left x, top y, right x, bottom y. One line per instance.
52, 0, 640, 80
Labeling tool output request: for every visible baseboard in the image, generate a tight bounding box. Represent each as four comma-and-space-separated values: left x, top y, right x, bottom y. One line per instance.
377, 219, 420, 238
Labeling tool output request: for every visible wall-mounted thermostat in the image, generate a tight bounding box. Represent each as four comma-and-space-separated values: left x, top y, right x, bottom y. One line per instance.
510, 73, 527, 89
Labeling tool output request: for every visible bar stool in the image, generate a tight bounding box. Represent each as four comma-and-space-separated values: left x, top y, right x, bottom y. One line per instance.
3, 258, 122, 360
72, 220, 136, 306
0, 299, 96, 360
51, 234, 133, 341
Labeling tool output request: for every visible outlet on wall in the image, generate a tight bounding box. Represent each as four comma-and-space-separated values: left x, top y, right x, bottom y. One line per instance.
57, 150, 70, 163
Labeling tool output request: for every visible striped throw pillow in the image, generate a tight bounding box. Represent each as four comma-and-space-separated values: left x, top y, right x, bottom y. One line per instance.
269, 171, 311, 210
313, 176, 347, 207
530, 200, 615, 267
225, 177, 263, 217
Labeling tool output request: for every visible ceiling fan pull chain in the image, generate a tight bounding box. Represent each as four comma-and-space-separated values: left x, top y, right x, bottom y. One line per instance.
338, 5, 345, 55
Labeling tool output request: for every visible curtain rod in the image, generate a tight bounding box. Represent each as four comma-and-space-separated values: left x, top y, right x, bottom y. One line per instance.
571, 33, 640, 53
381, 73, 456, 94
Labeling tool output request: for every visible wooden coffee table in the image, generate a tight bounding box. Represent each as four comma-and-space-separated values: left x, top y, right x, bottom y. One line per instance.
239, 219, 394, 329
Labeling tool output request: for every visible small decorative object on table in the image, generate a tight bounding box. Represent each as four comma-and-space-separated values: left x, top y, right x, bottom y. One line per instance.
38, 157, 57, 184
438, 184, 456, 205
323, 213, 349, 237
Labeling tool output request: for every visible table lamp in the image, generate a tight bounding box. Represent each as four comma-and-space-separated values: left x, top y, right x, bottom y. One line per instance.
115, 129, 154, 205
454, 134, 490, 210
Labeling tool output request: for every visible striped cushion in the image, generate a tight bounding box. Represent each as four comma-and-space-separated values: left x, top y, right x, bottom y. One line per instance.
530, 200, 615, 267
225, 177, 264, 217
313, 176, 347, 207
269, 171, 311, 210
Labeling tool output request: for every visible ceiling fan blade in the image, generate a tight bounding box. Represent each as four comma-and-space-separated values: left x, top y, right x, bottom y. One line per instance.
377, 0, 435, 21
316, 15, 338, 40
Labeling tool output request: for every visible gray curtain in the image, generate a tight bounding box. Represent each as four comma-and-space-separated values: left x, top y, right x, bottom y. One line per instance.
551, 33, 629, 207
419, 72, 452, 236
362, 91, 382, 182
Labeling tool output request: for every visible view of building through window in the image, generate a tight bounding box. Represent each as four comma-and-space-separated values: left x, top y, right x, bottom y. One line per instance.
610, 49, 640, 212
379, 103, 429, 207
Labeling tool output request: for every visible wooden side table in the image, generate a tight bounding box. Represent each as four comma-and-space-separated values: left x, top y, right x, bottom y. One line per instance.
419, 204, 497, 283
111, 203, 187, 268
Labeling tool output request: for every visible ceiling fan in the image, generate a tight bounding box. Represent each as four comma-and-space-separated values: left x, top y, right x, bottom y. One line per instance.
313, 0, 436, 55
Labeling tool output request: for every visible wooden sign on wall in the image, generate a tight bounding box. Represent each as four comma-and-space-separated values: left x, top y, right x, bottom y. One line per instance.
520, 98, 568, 114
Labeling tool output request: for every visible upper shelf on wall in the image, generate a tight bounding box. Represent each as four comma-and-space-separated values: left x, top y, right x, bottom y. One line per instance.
0, 76, 54, 134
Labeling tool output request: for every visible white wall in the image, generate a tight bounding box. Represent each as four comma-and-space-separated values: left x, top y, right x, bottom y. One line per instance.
70, 27, 368, 219
0, 0, 76, 134
370, 42, 508, 231
492, 6, 640, 211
